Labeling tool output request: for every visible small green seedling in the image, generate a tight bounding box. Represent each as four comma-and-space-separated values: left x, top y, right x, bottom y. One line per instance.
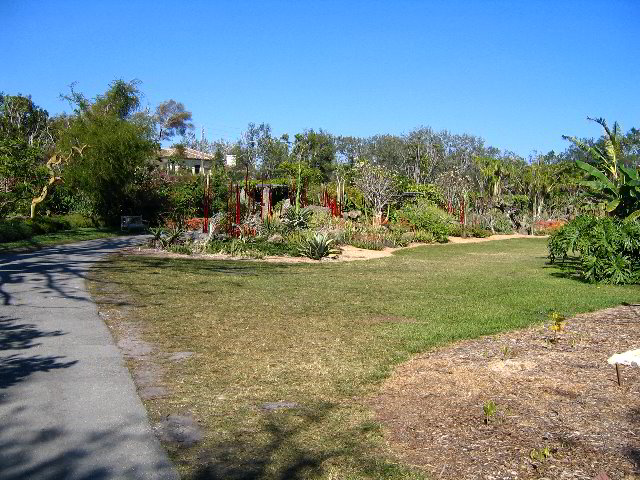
483, 400, 497, 424
500, 345, 513, 360
548, 311, 566, 333
530, 446, 552, 462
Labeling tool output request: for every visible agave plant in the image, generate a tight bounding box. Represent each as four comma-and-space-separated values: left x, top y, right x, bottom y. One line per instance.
160, 224, 185, 248
298, 232, 340, 260
563, 117, 640, 220
148, 226, 164, 248
282, 207, 312, 231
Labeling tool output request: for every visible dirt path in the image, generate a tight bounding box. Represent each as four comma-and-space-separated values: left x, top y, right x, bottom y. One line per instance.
370, 304, 640, 480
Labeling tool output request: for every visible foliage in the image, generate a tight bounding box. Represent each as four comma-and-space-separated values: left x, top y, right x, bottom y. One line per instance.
56, 80, 157, 224
0, 94, 53, 218
167, 244, 192, 255
344, 227, 401, 250
483, 400, 497, 424
394, 200, 455, 242
548, 311, 567, 333
534, 219, 566, 235
206, 236, 301, 258
159, 224, 185, 248
530, 447, 553, 462
167, 175, 204, 223
292, 129, 336, 182
404, 182, 445, 205
0, 214, 96, 243
0, 137, 49, 217
469, 227, 492, 238
154, 99, 194, 141
564, 117, 640, 220
298, 232, 340, 260
414, 230, 436, 244
548, 215, 640, 284
43, 182, 95, 216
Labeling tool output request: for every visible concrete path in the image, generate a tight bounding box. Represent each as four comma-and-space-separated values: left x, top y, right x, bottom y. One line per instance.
0, 237, 178, 480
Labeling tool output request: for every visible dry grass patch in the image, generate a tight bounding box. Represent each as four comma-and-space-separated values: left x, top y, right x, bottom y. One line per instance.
372, 305, 640, 480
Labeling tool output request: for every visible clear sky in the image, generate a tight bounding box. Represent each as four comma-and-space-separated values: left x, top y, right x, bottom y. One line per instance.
2, 0, 638, 156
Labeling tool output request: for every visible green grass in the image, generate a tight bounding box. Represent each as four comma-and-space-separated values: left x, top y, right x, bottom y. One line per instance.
0, 227, 120, 252
89, 238, 638, 479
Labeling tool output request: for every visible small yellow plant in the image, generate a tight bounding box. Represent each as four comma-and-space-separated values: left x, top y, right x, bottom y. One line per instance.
500, 345, 514, 359
548, 311, 566, 333
530, 446, 552, 462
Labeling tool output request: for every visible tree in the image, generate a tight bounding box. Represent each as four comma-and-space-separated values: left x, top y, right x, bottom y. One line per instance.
30, 146, 86, 218
0, 94, 53, 217
353, 162, 397, 225
56, 80, 157, 223
293, 130, 335, 182
154, 99, 194, 142
403, 127, 442, 183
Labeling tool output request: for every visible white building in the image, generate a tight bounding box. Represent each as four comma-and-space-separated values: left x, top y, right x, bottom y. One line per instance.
157, 147, 215, 175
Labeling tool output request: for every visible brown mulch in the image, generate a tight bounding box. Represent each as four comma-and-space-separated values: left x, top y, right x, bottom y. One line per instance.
370, 304, 640, 480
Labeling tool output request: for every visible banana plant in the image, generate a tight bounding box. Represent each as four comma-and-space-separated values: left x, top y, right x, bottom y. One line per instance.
563, 117, 640, 220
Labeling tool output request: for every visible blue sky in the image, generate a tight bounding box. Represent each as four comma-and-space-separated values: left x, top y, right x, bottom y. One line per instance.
2, 0, 638, 156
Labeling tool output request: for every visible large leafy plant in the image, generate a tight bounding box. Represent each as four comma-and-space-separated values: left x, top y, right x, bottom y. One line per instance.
548, 215, 640, 284
563, 117, 640, 220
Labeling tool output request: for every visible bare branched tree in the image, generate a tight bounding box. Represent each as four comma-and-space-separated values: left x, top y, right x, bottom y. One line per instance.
353, 162, 396, 225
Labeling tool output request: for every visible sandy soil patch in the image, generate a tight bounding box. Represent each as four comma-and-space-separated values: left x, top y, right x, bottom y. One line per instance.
447, 233, 544, 244
370, 304, 640, 480
123, 234, 541, 264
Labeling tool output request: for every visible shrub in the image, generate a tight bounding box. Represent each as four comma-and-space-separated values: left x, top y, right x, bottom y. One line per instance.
206, 237, 300, 258
470, 210, 514, 234
448, 224, 463, 238
167, 244, 192, 255
492, 211, 515, 234
548, 215, 640, 284
0, 214, 97, 243
470, 227, 492, 238
394, 200, 455, 242
414, 230, 436, 244
535, 219, 567, 236
298, 232, 340, 260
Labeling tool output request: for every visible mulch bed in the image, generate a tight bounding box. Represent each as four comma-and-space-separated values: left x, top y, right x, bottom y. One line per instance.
371, 305, 640, 480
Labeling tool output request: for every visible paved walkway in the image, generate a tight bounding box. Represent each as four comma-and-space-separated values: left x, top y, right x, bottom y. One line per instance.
0, 237, 178, 480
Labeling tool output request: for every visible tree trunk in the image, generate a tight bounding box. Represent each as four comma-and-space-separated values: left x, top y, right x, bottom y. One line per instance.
373, 209, 383, 226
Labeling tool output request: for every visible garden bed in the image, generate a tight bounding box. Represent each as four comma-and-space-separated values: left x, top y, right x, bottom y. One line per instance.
126, 233, 537, 263
371, 304, 640, 480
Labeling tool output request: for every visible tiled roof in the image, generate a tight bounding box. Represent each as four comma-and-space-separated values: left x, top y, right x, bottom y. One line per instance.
159, 147, 214, 160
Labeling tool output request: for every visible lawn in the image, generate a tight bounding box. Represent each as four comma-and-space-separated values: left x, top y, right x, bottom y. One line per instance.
89, 238, 639, 479
0, 227, 121, 253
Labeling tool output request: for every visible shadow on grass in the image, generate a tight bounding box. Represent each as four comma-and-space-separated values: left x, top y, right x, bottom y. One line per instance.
100, 254, 305, 278
542, 257, 592, 283
188, 404, 409, 480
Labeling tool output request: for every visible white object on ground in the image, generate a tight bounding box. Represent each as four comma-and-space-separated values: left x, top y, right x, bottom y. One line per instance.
607, 349, 640, 367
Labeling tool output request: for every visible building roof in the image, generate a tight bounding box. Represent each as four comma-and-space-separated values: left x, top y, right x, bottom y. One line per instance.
159, 147, 214, 160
